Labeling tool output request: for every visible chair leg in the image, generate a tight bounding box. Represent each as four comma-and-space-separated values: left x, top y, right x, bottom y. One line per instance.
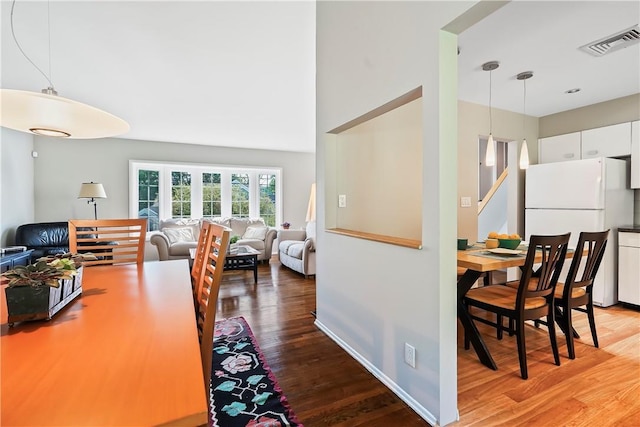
464, 304, 470, 350
564, 304, 576, 360
497, 314, 503, 340
547, 310, 561, 365
515, 319, 528, 380
586, 304, 599, 348
554, 306, 569, 337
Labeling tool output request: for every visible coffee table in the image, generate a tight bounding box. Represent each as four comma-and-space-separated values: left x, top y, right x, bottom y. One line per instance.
225, 245, 260, 283
190, 245, 260, 283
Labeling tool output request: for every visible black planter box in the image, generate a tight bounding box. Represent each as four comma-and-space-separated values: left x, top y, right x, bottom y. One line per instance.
5, 267, 83, 326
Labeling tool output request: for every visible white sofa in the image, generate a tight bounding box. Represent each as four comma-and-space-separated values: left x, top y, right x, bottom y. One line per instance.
150, 217, 277, 262
278, 221, 316, 278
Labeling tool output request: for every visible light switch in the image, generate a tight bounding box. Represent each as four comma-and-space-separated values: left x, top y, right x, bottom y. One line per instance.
460, 196, 472, 208
338, 194, 347, 208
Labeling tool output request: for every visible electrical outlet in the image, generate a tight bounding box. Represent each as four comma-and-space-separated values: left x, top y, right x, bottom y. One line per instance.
338, 194, 347, 208
460, 196, 471, 208
404, 343, 416, 368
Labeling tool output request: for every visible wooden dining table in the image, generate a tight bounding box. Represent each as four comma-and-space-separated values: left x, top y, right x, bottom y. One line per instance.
457, 244, 577, 370
1, 260, 208, 426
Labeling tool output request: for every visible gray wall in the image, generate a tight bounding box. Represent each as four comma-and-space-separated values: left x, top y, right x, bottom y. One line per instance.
1, 128, 35, 246
1, 135, 314, 253
539, 94, 640, 137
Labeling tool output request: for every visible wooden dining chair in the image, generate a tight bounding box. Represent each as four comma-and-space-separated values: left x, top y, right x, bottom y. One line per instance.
68, 219, 147, 266
194, 222, 231, 398
463, 233, 570, 379
553, 230, 609, 359
191, 221, 213, 301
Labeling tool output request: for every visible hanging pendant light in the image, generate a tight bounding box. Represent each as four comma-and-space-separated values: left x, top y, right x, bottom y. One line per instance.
482, 61, 499, 167
517, 71, 533, 170
0, 0, 129, 139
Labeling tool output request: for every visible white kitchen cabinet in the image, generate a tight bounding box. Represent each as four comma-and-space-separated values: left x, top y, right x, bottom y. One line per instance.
618, 231, 640, 305
631, 121, 639, 189
538, 132, 581, 164
581, 122, 632, 159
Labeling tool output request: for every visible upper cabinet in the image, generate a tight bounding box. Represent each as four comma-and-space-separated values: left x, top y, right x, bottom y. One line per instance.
632, 121, 639, 189
539, 132, 581, 164
581, 122, 632, 159
539, 122, 635, 166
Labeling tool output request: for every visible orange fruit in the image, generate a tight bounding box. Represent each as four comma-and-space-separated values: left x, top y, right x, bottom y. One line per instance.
488, 231, 499, 239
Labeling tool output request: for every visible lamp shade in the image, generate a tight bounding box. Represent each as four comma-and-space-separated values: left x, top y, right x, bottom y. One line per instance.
485, 134, 496, 167
78, 182, 107, 199
0, 89, 129, 139
519, 139, 530, 169
305, 182, 316, 222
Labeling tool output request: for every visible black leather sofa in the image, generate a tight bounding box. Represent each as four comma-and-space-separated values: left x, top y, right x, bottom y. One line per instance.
15, 222, 70, 261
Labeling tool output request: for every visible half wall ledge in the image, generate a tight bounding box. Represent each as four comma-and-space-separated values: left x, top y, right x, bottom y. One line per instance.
326, 228, 422, 250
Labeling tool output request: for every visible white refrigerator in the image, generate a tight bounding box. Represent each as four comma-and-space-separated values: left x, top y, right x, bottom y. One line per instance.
525, 157, 634, 307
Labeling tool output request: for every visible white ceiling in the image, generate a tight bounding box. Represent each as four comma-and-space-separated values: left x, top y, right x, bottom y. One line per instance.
457, 0, 640, 118
1, 1, 639, 153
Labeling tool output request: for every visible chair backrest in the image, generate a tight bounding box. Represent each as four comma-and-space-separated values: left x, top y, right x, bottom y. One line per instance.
561, 230, 609, 300
194, 222, 230, 398
68, 219, 147, 266
516, 233, 571, 304
191, 222, 212, 296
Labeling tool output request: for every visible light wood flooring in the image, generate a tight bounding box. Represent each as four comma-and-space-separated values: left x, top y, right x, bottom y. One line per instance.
216, 259, 640, 426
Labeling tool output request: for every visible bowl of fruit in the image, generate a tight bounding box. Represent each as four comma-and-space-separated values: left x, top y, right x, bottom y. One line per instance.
487, 232, 522, 250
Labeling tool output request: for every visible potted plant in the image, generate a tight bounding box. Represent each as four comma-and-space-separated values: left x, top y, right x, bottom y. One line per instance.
228, 235, 240, 254
2, 253, 94, 326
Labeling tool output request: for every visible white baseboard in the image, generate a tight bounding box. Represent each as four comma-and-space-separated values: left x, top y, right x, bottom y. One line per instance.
314, 319, 442, 427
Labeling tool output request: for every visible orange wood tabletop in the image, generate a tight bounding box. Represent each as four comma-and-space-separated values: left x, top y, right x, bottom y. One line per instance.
1, 260, 208, 426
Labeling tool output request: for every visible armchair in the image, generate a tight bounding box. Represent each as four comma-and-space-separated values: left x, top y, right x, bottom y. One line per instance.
278, 221, 316, 278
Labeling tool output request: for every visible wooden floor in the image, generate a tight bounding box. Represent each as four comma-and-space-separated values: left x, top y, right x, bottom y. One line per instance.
217, 259, 640, 426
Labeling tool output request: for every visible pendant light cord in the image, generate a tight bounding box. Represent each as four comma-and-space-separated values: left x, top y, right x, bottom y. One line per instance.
489, 69, 493, 134
10, 0, 55, 89
522, 78, 526, 136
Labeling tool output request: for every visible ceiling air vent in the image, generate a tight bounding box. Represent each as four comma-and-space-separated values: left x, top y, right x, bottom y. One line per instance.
579, 25, 640, 57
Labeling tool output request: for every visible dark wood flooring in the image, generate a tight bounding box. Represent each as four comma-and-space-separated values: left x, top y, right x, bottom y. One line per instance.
217, 259, 640, 427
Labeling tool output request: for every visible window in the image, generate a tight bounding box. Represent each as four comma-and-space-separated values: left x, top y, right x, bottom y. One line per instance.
202, 173, 221, 218
259, 174, 276, 227
172, 171, 191, 218
231, 173, 250, 218
129, 161, 282, 231
137, 170, 160, 231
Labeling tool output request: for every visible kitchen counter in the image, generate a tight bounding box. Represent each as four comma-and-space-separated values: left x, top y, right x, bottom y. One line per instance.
618, 225, 640, 233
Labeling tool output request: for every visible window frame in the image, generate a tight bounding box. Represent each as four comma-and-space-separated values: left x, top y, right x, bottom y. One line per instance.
129, 160, 282, 231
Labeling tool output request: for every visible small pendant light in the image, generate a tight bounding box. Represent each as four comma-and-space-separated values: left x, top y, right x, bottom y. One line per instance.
482, 61, 499, 167
517, 71, 533, 170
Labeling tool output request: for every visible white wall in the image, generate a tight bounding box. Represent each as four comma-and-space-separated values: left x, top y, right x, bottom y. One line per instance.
316, 2, 477, 425
1, 128, 35, 246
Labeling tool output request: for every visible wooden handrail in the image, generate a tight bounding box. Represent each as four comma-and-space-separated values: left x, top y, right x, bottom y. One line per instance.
478, 167, 509, 215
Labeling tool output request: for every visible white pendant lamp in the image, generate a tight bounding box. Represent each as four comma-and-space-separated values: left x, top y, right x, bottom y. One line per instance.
0, 0, 129, 139
482, 61, 499, 167
517, 71, 533, 170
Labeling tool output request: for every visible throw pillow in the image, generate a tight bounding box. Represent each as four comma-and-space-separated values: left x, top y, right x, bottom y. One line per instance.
163, 227, 196, 245
242, 226, 268, 240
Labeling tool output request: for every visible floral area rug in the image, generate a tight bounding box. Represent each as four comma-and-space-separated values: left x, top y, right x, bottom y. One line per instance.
210, 316, 303, 427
